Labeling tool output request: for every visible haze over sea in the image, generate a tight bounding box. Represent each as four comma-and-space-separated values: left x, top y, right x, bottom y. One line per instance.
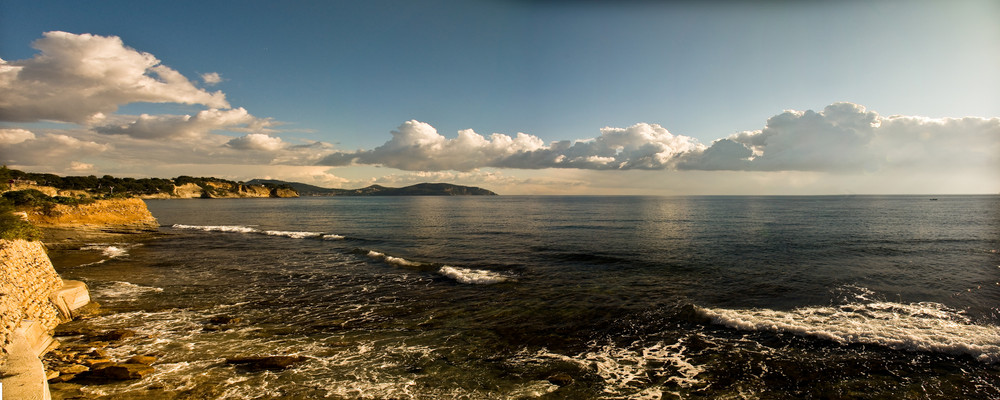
51, 195, 999, 399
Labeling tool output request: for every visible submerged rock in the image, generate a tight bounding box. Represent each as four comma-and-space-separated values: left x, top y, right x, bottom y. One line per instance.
547, 372, 575, 386
98, 328, 136, 341
226, 355, 309, 371
90, 362, 155, 380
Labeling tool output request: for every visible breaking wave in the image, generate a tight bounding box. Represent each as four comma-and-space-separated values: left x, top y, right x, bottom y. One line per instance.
696, 301, 1000, 363
172, 224, 338, 241
365, 250, 514, 285
439, 266, 513, 285
172, 224, 258, 233
264, 230, 323, 239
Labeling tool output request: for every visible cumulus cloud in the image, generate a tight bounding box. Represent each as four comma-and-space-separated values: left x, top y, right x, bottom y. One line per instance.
95, 107, 274, 139
0, 31, 228, 124
0, 128, 109, 168
679, 103, 1000, 172
226, 133, 285, 151
0, 128, 36, 145
320, 103, 997, 176
201, 72, 222, 86
319, 120, 703, 171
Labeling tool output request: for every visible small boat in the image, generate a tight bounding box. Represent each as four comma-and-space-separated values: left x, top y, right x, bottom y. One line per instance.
929, 198, 938, 201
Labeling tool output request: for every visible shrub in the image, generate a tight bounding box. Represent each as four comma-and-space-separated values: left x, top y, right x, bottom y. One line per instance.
0, 201, 42, 241
3, 189, 52, 208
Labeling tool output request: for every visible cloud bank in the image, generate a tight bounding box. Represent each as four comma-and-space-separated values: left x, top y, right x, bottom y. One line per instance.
319, 120, 705, 171
321, 103, 999, 174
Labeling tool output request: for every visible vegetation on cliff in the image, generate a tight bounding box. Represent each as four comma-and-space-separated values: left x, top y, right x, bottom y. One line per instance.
1, 167, 297, 199
0, 200, 41, 241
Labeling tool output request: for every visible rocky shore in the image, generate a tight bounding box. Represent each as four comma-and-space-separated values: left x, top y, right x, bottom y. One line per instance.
2, 197, 311, 399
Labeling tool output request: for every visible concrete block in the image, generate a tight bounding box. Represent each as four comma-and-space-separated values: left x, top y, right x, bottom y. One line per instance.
49, 280, 91, 321
13, 320, 55, 358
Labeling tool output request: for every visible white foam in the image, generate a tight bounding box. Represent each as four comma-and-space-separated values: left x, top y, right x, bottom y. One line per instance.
93, 281, 164, 300
384, 255, 421, 267
696, 302, 1000, 363
80, 244, 130, 263
511, 337, 704, 398
172, 224, 258, 233
323, 234, 346, 240
264, 230, 322, 239
365, 250, 422, 267
438, 266, 512, 285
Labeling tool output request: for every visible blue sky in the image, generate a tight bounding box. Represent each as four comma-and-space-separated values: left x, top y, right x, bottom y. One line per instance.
1, 0, 998, 194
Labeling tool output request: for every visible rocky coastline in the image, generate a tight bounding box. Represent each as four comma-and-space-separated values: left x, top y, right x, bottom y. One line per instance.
2, 197, 311, 399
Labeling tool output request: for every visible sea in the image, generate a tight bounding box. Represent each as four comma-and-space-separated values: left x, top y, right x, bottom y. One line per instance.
47, 195, 1000, 399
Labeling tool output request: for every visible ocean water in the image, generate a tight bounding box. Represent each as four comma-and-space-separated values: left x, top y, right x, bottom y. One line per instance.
48, 195, 1000, 399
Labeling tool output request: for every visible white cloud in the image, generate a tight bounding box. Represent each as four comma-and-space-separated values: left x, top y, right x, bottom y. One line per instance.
680, 102, 1000, 173
201, 72, 222, 86
0, 31, 228, 124
69, 161, 94, 171
0, 129, 109, 169
319, 120, 702, 171
0, 128, 36, 144
226, 133, 285, 151
95, 107, 273, 139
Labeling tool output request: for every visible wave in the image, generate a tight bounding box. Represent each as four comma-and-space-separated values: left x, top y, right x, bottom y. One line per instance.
172, 224, 258, 233
80, 244, 129, 258
695, 301, 1000, 363
366, 250, 423, 267
264, 230, 323, 239
439, 266, 512, 285
172, 224, 340, 241
364, 250, 514, 285
78, 244, 134, 266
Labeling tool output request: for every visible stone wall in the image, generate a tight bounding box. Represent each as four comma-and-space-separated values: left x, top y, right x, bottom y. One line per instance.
0, 239, 63, 366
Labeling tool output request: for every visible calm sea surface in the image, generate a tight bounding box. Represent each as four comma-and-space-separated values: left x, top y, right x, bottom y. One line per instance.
49, 195, 1000, 399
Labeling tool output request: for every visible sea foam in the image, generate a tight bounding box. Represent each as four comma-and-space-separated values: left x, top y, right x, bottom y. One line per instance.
696, 302, 1000, 363
438, 266, 512, 285
264, 230, 323, 239
172, 224, 258, 233
172, 224, 337, 241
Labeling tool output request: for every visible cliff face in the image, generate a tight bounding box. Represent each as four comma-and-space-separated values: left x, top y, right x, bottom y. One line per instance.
145, 182, 298, 199
0, 239, 63, 361
25, 198, 159, 233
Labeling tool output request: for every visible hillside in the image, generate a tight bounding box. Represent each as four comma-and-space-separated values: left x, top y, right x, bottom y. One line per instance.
247, 179, 498, 196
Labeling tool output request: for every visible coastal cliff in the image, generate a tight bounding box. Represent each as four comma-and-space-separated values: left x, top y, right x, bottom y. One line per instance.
24, 198, 158, 232
143, 182, 298, 199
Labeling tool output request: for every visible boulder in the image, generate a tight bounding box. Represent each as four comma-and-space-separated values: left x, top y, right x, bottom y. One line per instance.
547, 372, 574, 387
98, 328, 136, 341
57, 364, 89, 374
127, 355, 157, 365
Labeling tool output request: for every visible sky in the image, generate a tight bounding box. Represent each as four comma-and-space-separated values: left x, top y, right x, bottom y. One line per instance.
1, 0, 998, 195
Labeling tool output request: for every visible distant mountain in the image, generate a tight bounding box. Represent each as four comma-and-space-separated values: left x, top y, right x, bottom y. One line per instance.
247, 180, 498, 196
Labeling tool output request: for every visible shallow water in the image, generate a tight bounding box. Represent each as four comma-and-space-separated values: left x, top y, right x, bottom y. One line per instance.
49, 195, 1000, 399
